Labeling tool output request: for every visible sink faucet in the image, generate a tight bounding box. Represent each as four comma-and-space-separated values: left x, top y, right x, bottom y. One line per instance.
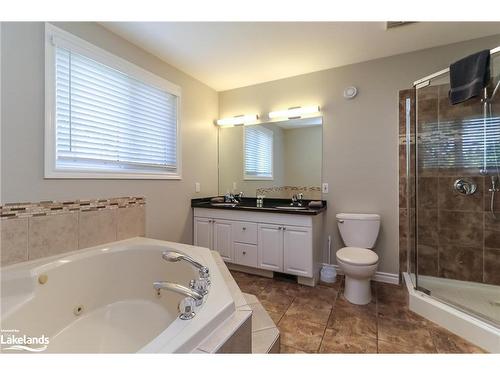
291, 193, 304, 207
224, 192, 243, 204
162, 251, 210, 285
153, 281, 204, 320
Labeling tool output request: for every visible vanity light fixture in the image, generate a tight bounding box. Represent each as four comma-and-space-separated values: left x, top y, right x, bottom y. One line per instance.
268, 105, 320, 120
215, 114, 259, 127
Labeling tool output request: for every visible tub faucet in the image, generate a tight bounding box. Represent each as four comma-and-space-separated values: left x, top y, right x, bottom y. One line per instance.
162, 251, 210, 283
153, 281, 204, 320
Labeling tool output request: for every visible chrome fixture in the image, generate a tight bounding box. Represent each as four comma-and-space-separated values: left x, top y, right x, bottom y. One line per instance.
224, 192, 242, 204
162, 251, 210, 283
453, 178, 477, 196
489, 176, 499, 219
290, 193, 304, 207
153, 281, 204, 320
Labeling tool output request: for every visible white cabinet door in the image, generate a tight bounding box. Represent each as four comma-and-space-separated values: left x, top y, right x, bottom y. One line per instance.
257, 224, 283, 272
194, 217, 212, 249
283, 225, 312, 277
213, 219, 233, 262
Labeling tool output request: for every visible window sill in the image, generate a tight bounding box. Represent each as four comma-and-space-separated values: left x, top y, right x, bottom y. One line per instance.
44, 170, 182, 180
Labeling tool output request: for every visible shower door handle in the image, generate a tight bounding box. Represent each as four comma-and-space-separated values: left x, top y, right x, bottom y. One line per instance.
453, 179, 477, 196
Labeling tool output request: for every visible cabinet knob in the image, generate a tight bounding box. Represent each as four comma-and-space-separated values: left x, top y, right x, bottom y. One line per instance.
283, 227, 286, 231
243, 251, 246, 255
242, 227, 246, 230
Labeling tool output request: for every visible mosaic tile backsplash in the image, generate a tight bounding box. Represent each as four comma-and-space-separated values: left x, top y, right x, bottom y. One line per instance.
0, 197, 146, 266
255, 186, 321, 200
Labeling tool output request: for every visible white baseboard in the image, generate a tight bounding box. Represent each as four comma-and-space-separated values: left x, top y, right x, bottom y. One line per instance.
326, 264, 399, 285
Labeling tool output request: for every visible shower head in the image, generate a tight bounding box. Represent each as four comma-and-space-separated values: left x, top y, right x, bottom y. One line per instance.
162, 251, 184, 262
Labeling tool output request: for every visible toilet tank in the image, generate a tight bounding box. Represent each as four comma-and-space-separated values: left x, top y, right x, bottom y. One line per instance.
336, 213, 380, 249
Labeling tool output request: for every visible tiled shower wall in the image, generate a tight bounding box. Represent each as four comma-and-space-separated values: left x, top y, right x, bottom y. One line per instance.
399, 85, 500, 285
0, 197, 146, 266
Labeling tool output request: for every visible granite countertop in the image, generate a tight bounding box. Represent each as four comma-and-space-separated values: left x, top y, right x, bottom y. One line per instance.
191, 197, 327, 215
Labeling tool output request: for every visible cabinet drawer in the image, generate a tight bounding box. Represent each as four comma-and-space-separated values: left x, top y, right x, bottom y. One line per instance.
232, 222, 257, 244
234, 243, 258, 268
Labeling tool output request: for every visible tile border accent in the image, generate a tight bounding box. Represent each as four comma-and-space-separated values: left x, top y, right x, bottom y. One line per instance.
1, 196, 145, 220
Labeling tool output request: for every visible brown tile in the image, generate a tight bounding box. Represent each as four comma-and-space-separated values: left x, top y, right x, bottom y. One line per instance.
418, 177, 438, 208
378, 318, 435, 352
378, 339, 435, 353
257, 286, 295, 315
268, 310, 285, 325
277, 316, 325, 353
417, 244, 438, 276
116, 206, 145, 240
78, 209, 117, 249
438, 245, 483, 282
320, 328, 377, 353
438, 211, 483, 247
399, 177, 407, 208
484, 212, 500, 249
417, 209, 438, 246
430, 327, 485, 353
294, 284, 338, 305
285, 297, 333, 325
484, 248, 500, 285
438, 176, 484, 211
327, 295, 376, 333
280, 345, 307, 354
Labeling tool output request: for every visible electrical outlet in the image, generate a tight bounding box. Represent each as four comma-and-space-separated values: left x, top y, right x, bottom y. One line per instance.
322, 183, 329, 194
195, 182, 201, 193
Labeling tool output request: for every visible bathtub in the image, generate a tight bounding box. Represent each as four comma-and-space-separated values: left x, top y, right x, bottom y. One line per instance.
1, 237, 235, 353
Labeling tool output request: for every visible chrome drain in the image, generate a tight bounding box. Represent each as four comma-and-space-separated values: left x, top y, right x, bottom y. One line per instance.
73, 305, 84, 316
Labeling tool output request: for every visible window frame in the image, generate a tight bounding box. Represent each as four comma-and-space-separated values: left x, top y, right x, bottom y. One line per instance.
243, 125, 274, 181
44, 23, 182, 180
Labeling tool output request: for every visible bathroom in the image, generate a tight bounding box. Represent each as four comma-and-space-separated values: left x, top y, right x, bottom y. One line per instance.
1, 2, 500, 373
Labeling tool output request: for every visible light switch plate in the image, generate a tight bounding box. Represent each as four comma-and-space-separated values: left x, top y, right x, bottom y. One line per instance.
195, 182, 201, 193
322, 183, 329, 194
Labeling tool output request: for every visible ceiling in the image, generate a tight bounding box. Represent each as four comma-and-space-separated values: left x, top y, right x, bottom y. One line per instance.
100, 22, 500, 91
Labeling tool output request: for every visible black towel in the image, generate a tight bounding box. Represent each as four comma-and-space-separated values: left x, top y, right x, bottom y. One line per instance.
449, 49, 490, 105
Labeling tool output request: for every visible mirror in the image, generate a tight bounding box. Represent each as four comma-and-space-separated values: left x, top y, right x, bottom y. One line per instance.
218, 116, 322, 199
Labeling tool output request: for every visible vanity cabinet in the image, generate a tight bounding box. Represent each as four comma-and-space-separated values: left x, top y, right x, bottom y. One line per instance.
194, 217, 233, 262
257, 224, 283, 271
193, 208, 324, 285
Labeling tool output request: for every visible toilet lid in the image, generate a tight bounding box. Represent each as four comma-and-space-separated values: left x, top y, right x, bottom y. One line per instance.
336, 247, 378, 266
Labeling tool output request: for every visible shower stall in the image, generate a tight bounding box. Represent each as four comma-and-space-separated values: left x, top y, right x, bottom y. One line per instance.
400, 46, 500, 351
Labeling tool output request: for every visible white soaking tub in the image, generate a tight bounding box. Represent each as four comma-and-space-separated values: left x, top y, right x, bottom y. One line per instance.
0, 237, 235, 353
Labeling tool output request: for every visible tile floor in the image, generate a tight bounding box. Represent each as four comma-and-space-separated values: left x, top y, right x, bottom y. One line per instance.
229, 270, 486, 353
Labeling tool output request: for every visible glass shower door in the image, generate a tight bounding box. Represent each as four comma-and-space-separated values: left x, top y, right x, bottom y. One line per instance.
414, 53, 500, 327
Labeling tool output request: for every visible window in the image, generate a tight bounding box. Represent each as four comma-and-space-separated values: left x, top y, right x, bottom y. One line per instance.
45, 24, 181, 179
419, 116, 500, 170
244, 125, 273, 180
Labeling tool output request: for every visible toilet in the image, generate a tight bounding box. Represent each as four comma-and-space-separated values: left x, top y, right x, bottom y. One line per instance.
336, 213, 380, 305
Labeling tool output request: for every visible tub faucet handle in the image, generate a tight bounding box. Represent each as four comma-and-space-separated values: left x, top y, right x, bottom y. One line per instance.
178, 297, 197, 320
189, 278, 209, 295
162, 250, 211, 284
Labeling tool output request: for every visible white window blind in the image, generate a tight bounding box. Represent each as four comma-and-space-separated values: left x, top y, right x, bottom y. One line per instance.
419, 116, 500, 169
244, 126, 273, 179
45, 25, 181, 179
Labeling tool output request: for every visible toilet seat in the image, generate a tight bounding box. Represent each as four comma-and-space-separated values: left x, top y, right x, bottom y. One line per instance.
336, 247, 378, 266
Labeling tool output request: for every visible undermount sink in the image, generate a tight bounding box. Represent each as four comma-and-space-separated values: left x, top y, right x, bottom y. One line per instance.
273, 206, 309, 210
210, 202, 238, 208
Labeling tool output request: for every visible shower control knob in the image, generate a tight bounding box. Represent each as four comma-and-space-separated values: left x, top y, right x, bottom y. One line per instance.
453, 179, 477, 196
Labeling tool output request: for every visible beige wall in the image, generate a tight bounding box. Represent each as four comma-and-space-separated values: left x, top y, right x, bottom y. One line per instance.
218, 124, 286, 196
283, 126, 322, 187
0, 22, 219, 244
219, 34, 500, 274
